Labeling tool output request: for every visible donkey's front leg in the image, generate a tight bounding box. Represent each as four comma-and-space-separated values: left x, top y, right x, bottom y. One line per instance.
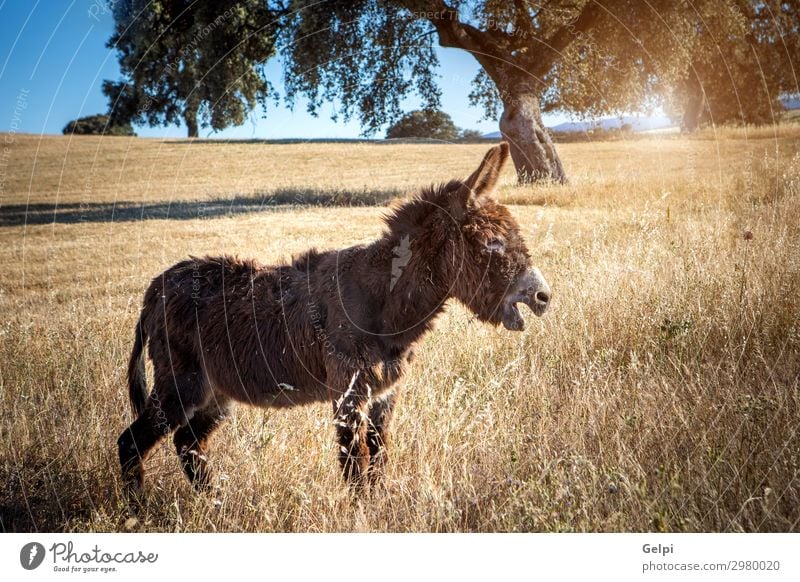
330, 369, 371, 485
366, 387, 400, 480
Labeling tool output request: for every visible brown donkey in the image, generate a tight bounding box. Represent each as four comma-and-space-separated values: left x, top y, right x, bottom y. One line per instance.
118, 143, 551, 499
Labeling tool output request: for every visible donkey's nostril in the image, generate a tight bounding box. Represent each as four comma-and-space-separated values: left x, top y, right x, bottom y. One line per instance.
535, 290, 550, 305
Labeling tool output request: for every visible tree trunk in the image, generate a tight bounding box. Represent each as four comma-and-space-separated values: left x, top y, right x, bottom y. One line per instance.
681, 92, 705, 133
680, 70, 705, 133
184, 104, 199, 138
424, 12, 566, 183
499, 91, 566, 184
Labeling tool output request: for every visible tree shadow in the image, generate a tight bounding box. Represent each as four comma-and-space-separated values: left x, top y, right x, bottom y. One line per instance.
0, 187, 403, 227
0, 452, 108, 533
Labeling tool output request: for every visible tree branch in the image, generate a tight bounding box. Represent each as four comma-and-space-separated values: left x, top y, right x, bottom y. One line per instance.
513, 0, 536, 42
534, 1, 604, 74
410, 1, 515, 80
404, 0, 604, 97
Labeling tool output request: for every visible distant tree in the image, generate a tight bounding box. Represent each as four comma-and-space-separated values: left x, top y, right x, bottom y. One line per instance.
620, 123, 633, 134
62, 114, 135, 136
386, 110, 459, 140
105, 0, 279, 137
459, 128, 484, 140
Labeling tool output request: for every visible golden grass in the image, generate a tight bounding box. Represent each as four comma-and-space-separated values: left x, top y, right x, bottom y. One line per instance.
1, 131, 799, 532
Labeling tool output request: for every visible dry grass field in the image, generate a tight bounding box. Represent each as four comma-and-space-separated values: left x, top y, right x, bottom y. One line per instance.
1, 128, 799, 532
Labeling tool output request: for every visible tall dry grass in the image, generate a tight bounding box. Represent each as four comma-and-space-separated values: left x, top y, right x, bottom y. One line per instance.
0, 131, 799, 532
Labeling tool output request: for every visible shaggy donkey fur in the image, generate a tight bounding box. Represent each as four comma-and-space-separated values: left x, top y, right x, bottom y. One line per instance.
118, 143, 551, 500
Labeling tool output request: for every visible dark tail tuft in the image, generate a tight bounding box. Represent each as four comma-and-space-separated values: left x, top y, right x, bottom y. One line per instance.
127, 315, 148, 418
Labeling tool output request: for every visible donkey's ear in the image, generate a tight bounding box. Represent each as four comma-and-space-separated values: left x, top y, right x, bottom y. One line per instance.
462, 142, 510, 200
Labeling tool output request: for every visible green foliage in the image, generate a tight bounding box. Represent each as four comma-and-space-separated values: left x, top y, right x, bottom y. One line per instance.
386, 110, 459, 140
537, 1, 692, 118
458, 1, 797, 127
280, 1, 441, 135
105, 0, 279, 136
107, 0, 799, 141
62, 114, 135, 136
281, 1, 782, 132
415, 1, 694, 122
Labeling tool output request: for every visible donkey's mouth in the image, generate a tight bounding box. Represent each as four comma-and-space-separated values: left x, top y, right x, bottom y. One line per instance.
502, 298, 547, 331
501, 271, 551, 331
502, 302, 527, 331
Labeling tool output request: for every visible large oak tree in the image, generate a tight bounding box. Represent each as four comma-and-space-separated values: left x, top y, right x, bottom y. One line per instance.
105, 0, 279, 137
281, 0, 799, 182
280, 0, 698, 183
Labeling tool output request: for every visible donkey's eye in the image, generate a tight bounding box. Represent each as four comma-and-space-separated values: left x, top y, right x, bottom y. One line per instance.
485, 237, 505, 253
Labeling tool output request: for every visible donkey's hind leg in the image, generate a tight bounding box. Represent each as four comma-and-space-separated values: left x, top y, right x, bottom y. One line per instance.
173, 396, 231, 490
118, 398, 180, 502
117, 371, 206, 501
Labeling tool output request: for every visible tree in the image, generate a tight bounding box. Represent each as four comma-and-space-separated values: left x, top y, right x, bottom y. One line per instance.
280, 1, 701, 183
105, 0, 279, 137
62, 114, 135, 136
668, 1, 800, 131
459, 128, 484, 140
386, 109, 459, 139
281, 1, 800, 183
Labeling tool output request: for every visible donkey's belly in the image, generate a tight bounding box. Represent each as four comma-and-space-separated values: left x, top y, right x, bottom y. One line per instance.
203, 353, 329, 409
196, 292, 329, 407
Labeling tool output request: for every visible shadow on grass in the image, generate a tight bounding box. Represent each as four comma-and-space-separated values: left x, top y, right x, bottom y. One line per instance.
0, 452, 109, 533
0, 186, 404, 227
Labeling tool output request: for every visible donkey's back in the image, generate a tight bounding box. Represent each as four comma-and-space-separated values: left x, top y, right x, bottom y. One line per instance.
139, 254, 330, 408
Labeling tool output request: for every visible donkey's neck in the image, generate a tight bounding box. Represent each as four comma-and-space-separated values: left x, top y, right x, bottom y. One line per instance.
371, 231, 451, 345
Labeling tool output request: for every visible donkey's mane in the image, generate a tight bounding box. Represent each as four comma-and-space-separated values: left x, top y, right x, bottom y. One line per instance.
382, 179, 464, 236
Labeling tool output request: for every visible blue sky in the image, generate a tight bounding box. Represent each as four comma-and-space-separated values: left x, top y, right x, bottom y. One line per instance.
0, 1, 575, 139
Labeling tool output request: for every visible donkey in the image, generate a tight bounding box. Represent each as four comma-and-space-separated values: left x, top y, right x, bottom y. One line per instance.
118, 143, 551, 499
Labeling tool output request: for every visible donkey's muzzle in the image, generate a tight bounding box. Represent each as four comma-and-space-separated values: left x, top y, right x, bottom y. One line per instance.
502, 268, 551, 331
518, 267, 551, 316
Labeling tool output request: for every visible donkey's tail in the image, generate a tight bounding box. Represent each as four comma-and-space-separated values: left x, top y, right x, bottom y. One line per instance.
127, 314, 149, 418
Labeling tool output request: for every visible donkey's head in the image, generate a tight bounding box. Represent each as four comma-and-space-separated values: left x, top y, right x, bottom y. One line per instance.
444, 143, 551, 330
386, 143, 550, 331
